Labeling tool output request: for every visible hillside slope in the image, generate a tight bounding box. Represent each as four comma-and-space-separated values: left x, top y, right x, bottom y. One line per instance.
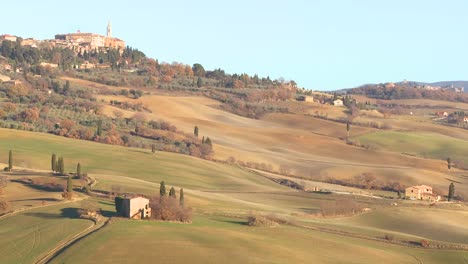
85, 90, 465, 196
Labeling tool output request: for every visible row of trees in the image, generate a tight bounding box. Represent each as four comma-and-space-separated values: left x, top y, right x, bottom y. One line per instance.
51, 153, 65, 175
159, 181, 184, 207
51, 153, 82, 176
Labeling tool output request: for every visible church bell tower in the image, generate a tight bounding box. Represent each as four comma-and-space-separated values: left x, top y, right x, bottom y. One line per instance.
107, 21, 112, 38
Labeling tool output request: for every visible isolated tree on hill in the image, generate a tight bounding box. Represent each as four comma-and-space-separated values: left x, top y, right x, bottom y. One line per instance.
346, 120, 351, 138
8, 150, 12, 171
194, 126, 199, 137
151, 144, 156, 153
160, 181, 166, 196
447, 157, 452, 170
197, 77, 203, 88
448, 183, 455, 201
76, 163, 81, 177
169, 187, 176, 198
51, 153, 57, 172
179, 188, 184, 207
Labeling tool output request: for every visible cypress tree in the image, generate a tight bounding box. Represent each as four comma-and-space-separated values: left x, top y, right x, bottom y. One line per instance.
197, 77, 203, 88
201, 136, 205, 144
151, 144, 156, 153
194, 126, 199, 137
205, 137, 212, 146
346, 120, 350, 138
448, 183, 455, 201
52, 153, 56, 172
160, 181, 166, 196
179, 188, 184, 207
8, 150, 12, 171
169, 187, 176, 198
76, 163, 81, 177
67, 175, 73, 193
58, 157, 65, 175
96, 120, 102, 137
56, 157, 61, 175
66, 175, 73, 199
447, 157, 452, 170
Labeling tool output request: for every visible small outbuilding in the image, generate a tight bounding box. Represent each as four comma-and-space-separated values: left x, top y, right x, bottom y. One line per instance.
333, 99, 343, 106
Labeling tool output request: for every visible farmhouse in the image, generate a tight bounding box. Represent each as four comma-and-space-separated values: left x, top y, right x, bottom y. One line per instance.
405, 185, 440, 201
333, 99, 343, 106
435, 111, 448, 117
116, 196, 151, 219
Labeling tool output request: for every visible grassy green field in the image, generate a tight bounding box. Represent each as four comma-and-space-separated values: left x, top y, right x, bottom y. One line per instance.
50, 215, 468, 264
0, 201, 92, 264
357, 130, 468, 197
0, 128, 285, 193
358, 131, 468, 166
312, 207, 468, 244
1, 128, 468, 264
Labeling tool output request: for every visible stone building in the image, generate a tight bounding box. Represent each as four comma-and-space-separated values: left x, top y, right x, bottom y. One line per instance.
405, 185, 440, 201
119, 196, 151, 219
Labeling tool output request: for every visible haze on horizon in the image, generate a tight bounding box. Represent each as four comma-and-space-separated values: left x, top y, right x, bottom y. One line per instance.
1, 0, 467, 90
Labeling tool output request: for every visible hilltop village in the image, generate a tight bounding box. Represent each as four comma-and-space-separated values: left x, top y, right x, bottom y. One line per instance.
1, 21, 124, 54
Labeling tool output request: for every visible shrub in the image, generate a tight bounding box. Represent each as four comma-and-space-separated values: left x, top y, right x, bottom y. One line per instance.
320, 198, 363, 217
247, 214, 291, 227
384, 234, 394, 241
149, 196, 192, 222
247, 215, 279, 227
0, 200, 10, 212
420, 239, 430, 248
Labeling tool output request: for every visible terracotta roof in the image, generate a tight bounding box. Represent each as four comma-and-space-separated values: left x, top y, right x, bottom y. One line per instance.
406, 185, 432, 191
121, 195, 149, 200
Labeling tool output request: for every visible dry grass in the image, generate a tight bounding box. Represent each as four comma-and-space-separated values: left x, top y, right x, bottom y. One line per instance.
64, 77, 468, 197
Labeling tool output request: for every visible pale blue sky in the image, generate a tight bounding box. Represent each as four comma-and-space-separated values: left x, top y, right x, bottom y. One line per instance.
1, 0, 467, 90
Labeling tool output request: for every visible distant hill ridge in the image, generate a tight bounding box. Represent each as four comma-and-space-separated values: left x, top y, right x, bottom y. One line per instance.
344, 80, 468, 103
426, 81, 468, 92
